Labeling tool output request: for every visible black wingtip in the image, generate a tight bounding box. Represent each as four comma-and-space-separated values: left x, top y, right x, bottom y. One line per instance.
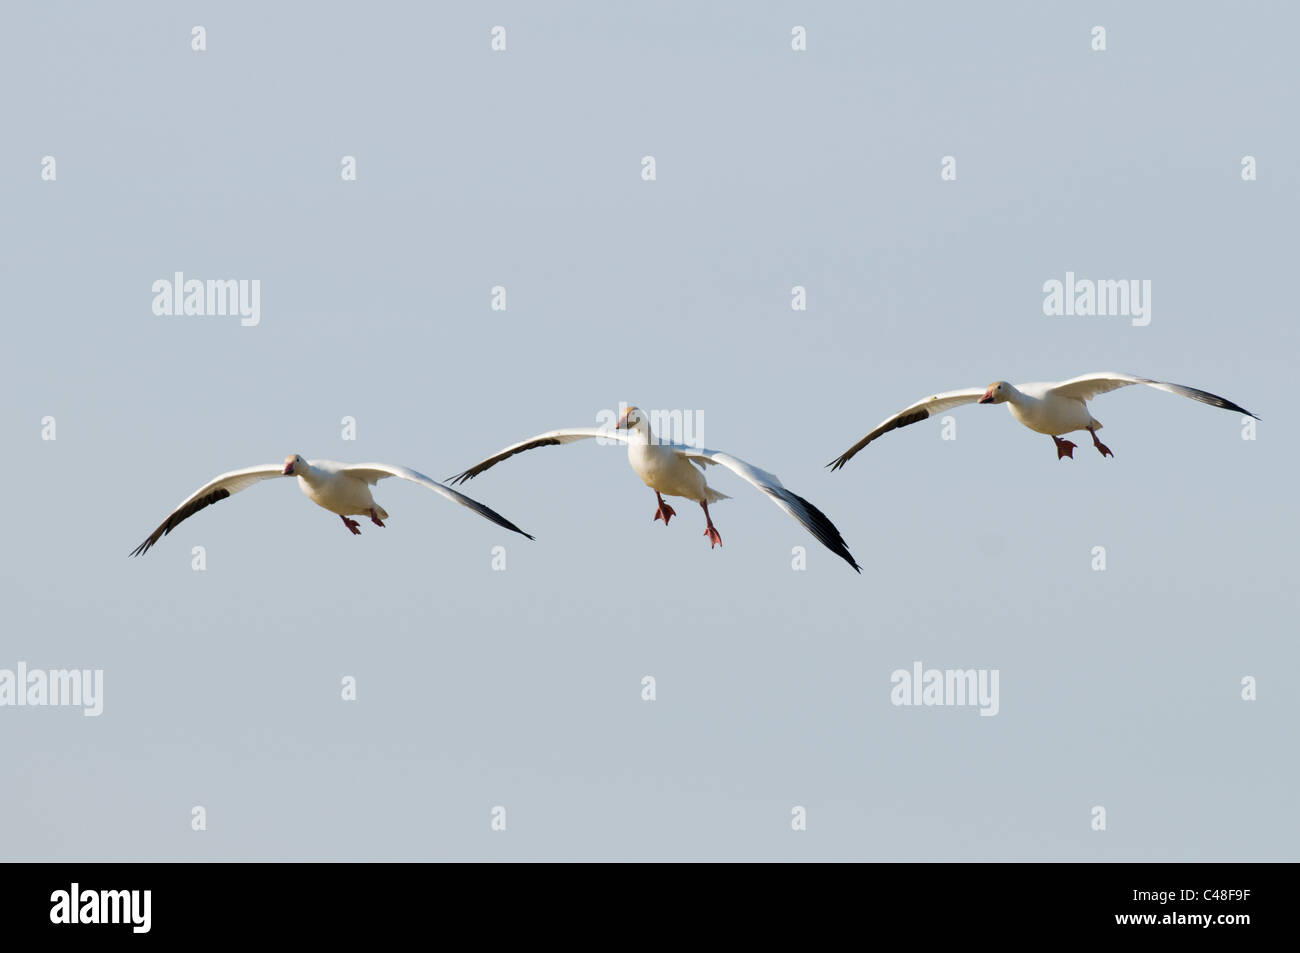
497, 518, 534, 541
787, 490, 861, 573
827, 449, 860, 472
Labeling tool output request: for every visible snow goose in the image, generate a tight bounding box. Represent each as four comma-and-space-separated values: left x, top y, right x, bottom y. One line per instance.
449, 407, 861, 572
130, 455, 533, 556
829, 372, 1258, 469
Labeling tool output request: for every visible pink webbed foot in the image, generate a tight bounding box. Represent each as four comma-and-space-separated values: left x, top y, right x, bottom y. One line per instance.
369, 508, 386, 527
340, 515, 362, 535
1088, 428, 1113, 458
653, 493, 676, 526
1052, 436, 1077, 460
699, 500, 722, 548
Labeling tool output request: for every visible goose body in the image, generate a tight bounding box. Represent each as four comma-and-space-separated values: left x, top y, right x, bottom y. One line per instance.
451, 406, 859, 572
830, 372, 1257, 467
131, 454, 532, 556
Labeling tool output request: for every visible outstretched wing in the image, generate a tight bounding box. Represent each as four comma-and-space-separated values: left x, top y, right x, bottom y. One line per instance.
343, 463, 534, 540
828, 387, 987, 471
130, 464, 286, 556
1048, 373, 1259, 417
676, 446, 861, 573
447, 428, 630, 485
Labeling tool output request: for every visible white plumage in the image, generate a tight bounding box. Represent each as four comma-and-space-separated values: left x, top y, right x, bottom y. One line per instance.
450, 406, 861, 572
830, 372, 1257, 468
131, 454, 532, 556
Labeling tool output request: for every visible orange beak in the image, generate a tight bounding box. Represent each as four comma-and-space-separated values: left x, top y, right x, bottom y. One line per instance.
978, 391, 994, 404
282, 462, 295, 475
615, 412, 629, 429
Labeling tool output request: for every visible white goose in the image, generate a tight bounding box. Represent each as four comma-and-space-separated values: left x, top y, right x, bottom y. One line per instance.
131, 455, 533, 556
830, 372, 1258, 470
449, 406, 861, 572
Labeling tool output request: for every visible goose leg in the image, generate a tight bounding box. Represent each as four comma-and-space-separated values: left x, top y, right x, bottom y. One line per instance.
1051, 435, 1077, 460
340, 515, 362, 535
700, 501, 722, 548
369, 507, 386, 527
652, 492, 676, 526
1088, 427, 1113, 458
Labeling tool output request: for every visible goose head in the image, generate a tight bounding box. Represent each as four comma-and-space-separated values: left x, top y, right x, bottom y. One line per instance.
979, 382, 1012, 405
614, 405, 650, 435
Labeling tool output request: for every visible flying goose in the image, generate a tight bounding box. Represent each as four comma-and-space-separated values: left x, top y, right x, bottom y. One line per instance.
450, 407, 861, 572
131, 455, 533, 556
829, 373, 1257, 469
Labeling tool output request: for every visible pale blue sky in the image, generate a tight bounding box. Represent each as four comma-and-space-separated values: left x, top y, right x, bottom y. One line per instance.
1, 1, 1294, 860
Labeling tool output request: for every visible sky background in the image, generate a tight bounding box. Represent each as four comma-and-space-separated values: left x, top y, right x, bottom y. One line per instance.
1, 1, 1294, 860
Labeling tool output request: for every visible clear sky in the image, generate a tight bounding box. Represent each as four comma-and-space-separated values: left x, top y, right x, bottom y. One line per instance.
1, 1, 1294, 860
